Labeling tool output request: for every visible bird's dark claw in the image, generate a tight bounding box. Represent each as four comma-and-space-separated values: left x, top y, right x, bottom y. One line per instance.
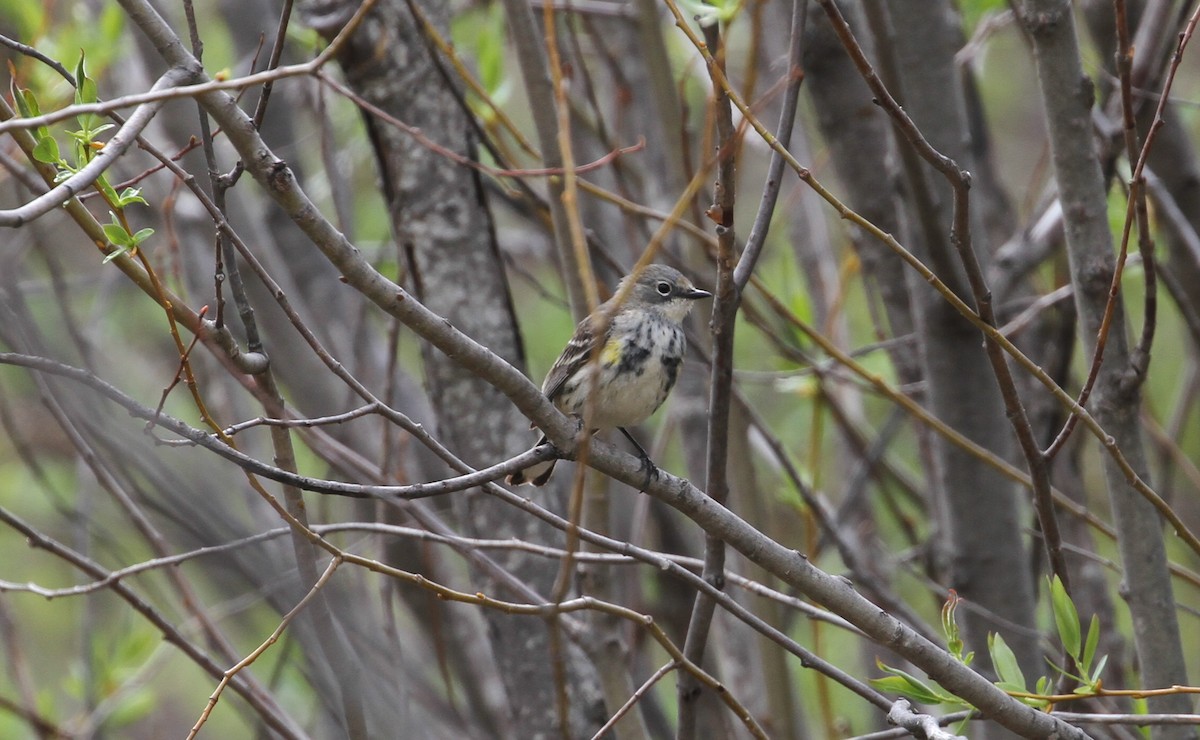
637, 454, 659, 491
618, 426, 659, 490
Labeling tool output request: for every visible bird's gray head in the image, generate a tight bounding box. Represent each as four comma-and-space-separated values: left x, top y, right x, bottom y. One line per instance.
622, 264, 711, 322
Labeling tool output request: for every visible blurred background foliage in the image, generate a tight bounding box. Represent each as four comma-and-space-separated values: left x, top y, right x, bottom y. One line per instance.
1, 0, 1200, 738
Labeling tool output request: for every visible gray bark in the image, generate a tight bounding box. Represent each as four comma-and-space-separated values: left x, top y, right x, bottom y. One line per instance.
1020, 1, 1195, 735
871, 0, 1041, 699
1081, 0, 1200, 373
304, 0, 606, 736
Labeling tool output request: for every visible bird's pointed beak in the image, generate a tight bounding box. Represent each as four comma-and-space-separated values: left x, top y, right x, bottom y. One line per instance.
681, 286, 712, 300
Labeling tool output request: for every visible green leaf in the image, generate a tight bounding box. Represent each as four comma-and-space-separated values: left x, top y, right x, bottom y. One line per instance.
1049, 575, 1081, 659
873, 660, 959, 705
32, 135, 60, 164
871, 676, 946, 705
1082, 613, 1100, 673
12, 83, 35, 119
130, 227, 154, 245
77, 74, 99, 106
117, 187, 147, 206
1020, 694, 1052, 710
102, 222, 130, 247
1089, 655, 1109, 686
74, 52, 88, 97
74, 51, 102, 132
103, 213, 131, 244
71, 136, 89, 168
15, 87, 53, 141
95, 175, 119, 206
67, 124, 114, 143
993, 680, 1027, 695
872, 676, 950, 705
988, 633, 1026, 691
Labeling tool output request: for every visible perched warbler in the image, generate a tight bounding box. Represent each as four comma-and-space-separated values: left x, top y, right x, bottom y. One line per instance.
507, 264, 711, 486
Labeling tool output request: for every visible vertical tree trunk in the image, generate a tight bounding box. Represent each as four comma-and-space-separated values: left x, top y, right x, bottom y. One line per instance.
306, 0, 606, 736
1020, 1, 1195, 736
870, 1, 1041, 699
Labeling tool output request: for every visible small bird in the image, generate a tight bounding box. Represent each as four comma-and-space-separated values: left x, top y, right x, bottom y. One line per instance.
508, 264, 711, 486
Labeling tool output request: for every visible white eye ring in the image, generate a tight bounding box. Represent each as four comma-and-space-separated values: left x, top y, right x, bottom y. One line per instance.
655, 280, 672, 296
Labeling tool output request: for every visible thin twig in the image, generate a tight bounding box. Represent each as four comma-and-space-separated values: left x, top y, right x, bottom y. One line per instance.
188, 556, 344, 739
591, 662, 680, 740
677, 15, 740, 738
1045, 2, 1200, 457
812, 0, 1072, 590
0, 349, 892, 708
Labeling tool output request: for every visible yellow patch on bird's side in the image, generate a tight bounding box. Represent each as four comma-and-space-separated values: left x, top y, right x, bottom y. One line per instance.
600, 337, 623, 366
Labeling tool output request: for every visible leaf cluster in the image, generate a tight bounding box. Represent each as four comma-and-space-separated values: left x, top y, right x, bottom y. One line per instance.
11, 54, 152, 263
874, 577, 1108, 717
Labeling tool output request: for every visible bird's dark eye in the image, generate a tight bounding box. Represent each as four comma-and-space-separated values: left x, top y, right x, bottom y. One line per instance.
655, 280, 672, 297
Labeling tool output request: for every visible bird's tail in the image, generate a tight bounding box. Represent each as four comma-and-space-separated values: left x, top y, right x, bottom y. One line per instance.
506, 435, 557, 486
